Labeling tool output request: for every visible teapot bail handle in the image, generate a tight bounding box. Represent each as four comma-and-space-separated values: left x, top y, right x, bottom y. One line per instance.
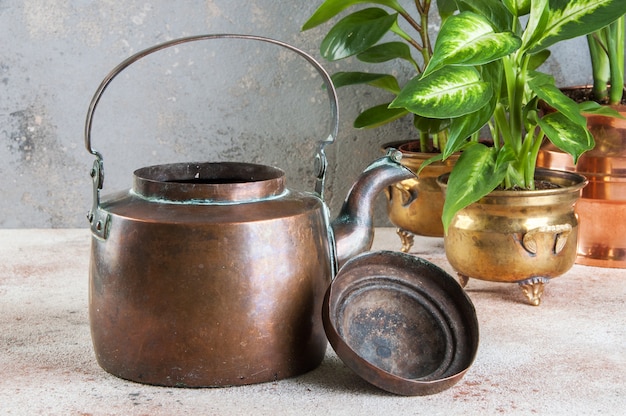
84, 34, 339, 226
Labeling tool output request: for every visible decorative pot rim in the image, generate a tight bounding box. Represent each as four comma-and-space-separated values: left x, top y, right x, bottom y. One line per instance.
381, 140, 444, 157
381, 140, 460, 165
437, 168, 588, 199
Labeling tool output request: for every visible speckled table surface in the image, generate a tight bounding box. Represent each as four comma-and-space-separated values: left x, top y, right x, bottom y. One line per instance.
1, 228, 625, 415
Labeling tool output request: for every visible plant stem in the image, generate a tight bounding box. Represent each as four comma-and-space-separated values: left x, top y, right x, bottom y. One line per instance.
501, 55, 519, 151
520, 129, 538, 189
527, 128, 544, 190
493, 103, 511, 149
395, 1, 425, 51
420, 130, 430, 152
587, 30, 611, 102
416, 0, 433, 66
436, 128, 448, 151
607, 16, 625, 104
403, 0, 433, 152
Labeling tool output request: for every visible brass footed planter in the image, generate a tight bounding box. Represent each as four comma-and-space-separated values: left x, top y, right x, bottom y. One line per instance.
538, 101, 626, 268
383, 141, 458, 252
438, 169, 588, 306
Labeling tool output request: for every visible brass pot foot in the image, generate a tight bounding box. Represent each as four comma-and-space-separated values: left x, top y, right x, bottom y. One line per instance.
396, 228, 415, 253
518, 277, 549, 306
458, 273, 469, 288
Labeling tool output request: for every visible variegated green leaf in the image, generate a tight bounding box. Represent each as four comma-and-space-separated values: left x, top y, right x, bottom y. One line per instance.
579, 101, 626, 119
354, 103, 408, 129
529, 71, 586, 127
444, 99, 495, 159
441, 60, 502, 158
302, 0, 406, 30
423, 12, 521, 76
520, 0, 550, 52
331, 72, 400, 94
390, 66, 492, 119
441, 143, 505, 232
320, 8, 397, 61
539, 112, 594, 164
495, 143, 518, 172
457, 0, 514, 32
526, 0, 626, 54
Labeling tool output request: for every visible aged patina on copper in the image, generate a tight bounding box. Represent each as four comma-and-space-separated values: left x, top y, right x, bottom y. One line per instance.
84, 34, 415, 387
325, 251, 479, 396
538, 102, 626, 268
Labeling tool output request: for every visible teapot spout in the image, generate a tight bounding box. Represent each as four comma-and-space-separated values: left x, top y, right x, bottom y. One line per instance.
331, 149, 416, 268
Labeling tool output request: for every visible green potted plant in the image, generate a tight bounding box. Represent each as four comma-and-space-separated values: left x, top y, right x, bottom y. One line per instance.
388, 0, 626, 304
302, 0, 460, 246
587, 15, 624, 106
538, 14, 626, 268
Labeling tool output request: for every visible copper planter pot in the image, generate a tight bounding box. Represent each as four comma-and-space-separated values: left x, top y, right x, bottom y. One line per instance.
438, 169, 587, 306
383, 141, 458, 252
538, 101, 626, 268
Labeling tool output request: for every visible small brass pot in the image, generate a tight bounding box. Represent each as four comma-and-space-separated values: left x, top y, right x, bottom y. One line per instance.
538, 97, 626, 268
383, 141, 458, 252
437, 169, 588, 306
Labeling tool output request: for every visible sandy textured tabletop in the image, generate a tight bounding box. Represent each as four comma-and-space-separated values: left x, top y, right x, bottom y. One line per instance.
1, 228, 625, 415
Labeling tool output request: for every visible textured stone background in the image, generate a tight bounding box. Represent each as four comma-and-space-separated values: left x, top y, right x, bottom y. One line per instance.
1, 0, 591, 228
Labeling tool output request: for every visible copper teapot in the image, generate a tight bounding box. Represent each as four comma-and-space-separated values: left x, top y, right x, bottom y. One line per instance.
85, 34, 414, 387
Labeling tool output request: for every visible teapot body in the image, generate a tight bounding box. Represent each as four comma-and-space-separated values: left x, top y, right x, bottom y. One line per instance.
84, 35, 415, 387
90, 162, 332, 386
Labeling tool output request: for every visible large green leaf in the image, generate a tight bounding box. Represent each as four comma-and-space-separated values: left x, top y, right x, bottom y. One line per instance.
525, 0, 626, 54
390, 66, 492, 119
331, 72, 400, 93
538, 112, 594, 164
579, 101, 626, 119
302, 0, 406, 30
441, 143, 506, 232
440, 61, 502, 158
320, 8, 398, 61
357, 42, 414, 64
520, 0, 550, 51
495, 143, 518, 173
423, 12, 521, 76
354, 103, 409, 128
457, 0, 514, 32
444, 100, 494, 158
529, 71, 586, 127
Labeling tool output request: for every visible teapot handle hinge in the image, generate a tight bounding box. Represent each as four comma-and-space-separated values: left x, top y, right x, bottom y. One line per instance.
314, 141, 331, 199
87, 158, 111, 240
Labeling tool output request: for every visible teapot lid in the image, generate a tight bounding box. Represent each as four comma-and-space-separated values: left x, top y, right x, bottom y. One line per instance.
323, 250, 479, 396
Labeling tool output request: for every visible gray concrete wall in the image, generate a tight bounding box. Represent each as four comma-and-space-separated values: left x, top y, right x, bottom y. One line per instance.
1, 0, 592, 229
